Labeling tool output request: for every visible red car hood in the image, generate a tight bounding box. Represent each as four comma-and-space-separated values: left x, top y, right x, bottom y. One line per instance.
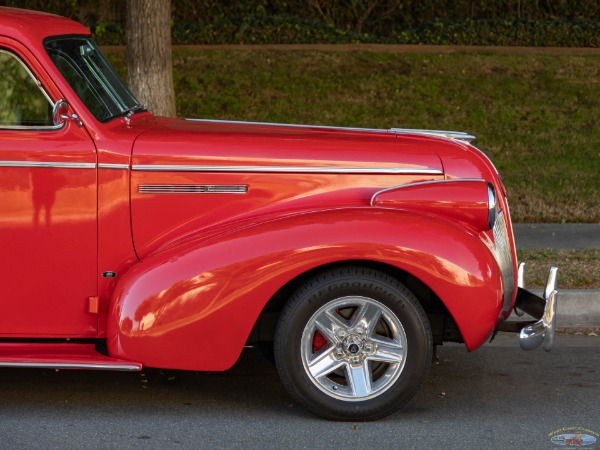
131, 117, 451, 173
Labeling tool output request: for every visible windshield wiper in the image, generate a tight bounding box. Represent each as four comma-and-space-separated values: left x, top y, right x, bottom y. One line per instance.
119, 104, 147, 124
123, 104, 146, 117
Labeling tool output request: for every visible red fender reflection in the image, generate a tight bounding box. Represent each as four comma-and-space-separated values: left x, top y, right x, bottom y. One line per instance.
372, 179, 493, 232
107, 207, 502, 371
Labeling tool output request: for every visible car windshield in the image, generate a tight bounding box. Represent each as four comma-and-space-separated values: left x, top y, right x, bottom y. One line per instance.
44, 36, 143, 122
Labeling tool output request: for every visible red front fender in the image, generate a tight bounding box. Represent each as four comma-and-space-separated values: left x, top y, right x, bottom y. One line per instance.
107, 207, 502, 370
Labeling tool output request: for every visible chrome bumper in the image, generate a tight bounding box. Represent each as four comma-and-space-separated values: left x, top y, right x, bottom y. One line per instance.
515, 264, 558, 351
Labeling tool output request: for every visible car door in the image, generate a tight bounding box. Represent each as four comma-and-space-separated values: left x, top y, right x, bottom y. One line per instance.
0, 44, 98, 336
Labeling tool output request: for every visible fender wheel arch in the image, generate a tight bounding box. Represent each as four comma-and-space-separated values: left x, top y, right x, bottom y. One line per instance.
251, 261, 461, 349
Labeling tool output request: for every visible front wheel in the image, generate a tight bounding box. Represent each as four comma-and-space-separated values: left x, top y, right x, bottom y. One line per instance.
274, 266, 433, 420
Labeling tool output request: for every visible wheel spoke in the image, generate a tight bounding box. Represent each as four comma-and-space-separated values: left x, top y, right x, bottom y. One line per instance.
369, 336, 404, 363
298, 292, 415, 407
347, 362, 372, 397
352, 302, 382, 335
313, 310, 348, 342
308, 347, 344, 379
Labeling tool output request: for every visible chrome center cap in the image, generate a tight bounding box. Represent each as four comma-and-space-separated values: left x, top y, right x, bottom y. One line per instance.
343, 336, 364, 355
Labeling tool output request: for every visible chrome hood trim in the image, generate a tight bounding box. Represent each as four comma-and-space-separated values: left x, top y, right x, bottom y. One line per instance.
186, 119, 476, 142
390, 128, 476, 142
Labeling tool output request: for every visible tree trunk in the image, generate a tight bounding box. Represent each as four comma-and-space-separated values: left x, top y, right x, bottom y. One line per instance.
126, 0, 176, 117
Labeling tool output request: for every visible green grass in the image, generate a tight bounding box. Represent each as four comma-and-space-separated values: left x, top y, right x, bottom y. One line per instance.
517, 249, 600, 289
106, 47, 600, 223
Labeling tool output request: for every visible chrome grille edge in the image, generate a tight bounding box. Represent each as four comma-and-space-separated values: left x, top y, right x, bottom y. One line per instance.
493, 210, 515, 311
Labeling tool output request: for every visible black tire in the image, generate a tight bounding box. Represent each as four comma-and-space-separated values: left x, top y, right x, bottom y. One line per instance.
274, 266, 432, 421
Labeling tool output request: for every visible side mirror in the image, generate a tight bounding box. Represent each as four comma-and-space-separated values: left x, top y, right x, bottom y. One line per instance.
52, 99, 82, 127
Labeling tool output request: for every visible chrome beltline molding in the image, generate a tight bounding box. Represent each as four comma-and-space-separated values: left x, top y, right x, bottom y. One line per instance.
98, 163, 129, 170
0, 160, 444, 175
0, 161, 129, 170
0, 362, 141, 371
132, 164, 443, 175
139, 184, 248, 194
186, 118, 476, 142
0, 160, 96, 169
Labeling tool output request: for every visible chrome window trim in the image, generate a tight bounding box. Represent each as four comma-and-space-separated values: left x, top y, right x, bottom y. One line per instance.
98, 163, 129, 170
139, 184, 248, 194
132, 164, 443, 175
370, 178, 485, 206
0, 123, 63, 131
0, 161, 95, 169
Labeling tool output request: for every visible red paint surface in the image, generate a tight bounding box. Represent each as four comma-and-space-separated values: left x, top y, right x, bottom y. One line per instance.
0, 7, 517, 370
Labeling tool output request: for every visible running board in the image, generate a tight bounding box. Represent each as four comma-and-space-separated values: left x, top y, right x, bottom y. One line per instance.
0, 343, 142, 371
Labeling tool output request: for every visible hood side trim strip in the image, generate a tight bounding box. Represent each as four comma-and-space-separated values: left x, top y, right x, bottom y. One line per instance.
132, 164, 443, 175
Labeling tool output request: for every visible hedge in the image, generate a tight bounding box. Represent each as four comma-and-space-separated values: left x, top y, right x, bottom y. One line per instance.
1, 0, 598, 47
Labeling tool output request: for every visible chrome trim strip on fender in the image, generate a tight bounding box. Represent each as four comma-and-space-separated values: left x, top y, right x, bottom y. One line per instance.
370, 178, 485, 206
132, 164, 443, 175
0, 161, 96, 169
99, 163, 129, 170
139, 184, 248, 194
0, 362, 141, 371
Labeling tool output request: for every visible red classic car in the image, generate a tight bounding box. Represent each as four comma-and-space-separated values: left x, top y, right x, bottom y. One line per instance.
0, 7, 557, 420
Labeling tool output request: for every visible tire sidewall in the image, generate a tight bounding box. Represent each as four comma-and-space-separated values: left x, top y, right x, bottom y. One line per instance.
274, 268, 432, 420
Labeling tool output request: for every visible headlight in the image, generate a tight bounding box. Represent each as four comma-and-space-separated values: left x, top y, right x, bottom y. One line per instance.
487, 182, 498, 230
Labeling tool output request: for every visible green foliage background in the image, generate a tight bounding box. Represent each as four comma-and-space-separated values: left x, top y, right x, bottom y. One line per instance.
1, 0, 598, 46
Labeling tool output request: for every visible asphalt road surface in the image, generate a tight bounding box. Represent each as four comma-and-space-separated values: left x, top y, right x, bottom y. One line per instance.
0, 334, 598, 449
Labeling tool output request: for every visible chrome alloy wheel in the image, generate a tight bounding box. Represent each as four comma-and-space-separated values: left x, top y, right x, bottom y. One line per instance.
300, 296, 407, 401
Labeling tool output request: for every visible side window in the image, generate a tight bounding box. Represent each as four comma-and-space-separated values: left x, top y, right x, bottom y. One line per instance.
0, 50, 54, 128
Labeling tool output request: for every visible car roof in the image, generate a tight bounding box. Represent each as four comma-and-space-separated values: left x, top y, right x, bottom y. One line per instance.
0, 7, 89, 47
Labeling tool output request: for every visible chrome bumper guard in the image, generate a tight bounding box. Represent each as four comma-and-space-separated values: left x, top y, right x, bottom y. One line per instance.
501, 264, 558, 351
